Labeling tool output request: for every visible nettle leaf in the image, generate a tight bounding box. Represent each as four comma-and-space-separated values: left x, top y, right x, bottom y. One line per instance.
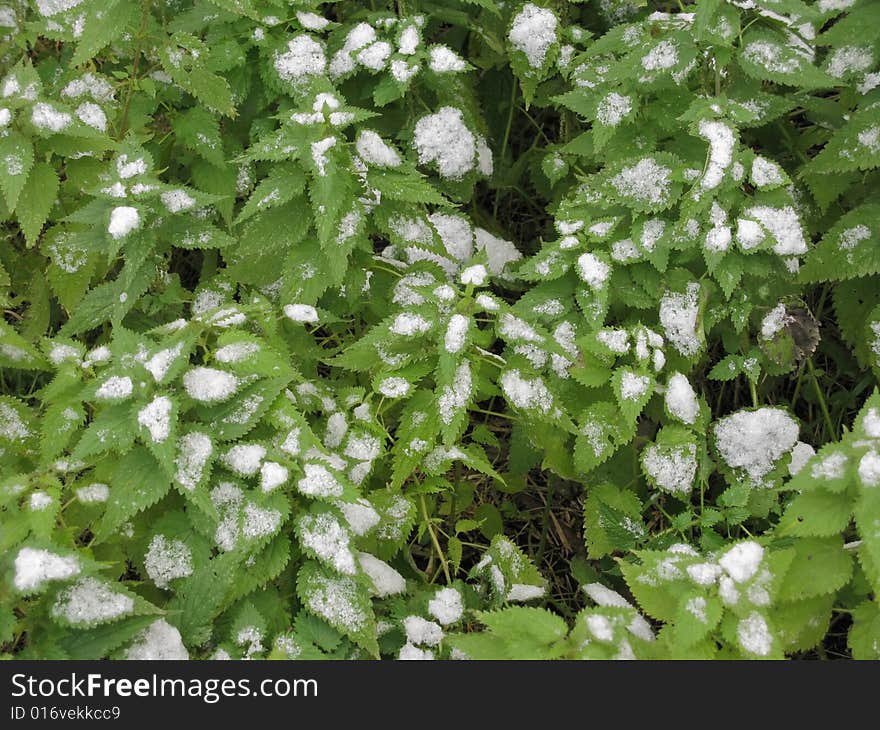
0, 131, 34, 211
160, 33, 235, 116
296, 561, 378, 656
16, 162, 59, 247
575, 401, 636, 473
738, 28, 834, 89
848, 600, 880, 660
800, 204, 880, 282
611, 367, 654, 424
777, 490, 853, 538
777, 537, 853, 602
94, 447, 171, 543
583, 483, 645, 559
807, 106, 880, 174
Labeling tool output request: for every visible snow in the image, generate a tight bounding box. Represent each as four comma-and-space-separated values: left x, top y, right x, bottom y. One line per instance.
788, 441, 815, 476
284, 303, 319, 323
399, 643, 434, 660
838, 225, 870, 250
713, 407, 799, 485
160, 189, 196, 213
108, 206, 140, 239
858, 450, 880, 487
310, 136, 336, 176
509, 4, 558, 69
399, 25, 420, 55
0, 108, 10, 127
576, 252, 610, 289
863, 408, 880, 438
77, 482, 109, 503
826, 45, 873, 78
659, 283, 701, 357
430, 213, 473, 261
476, 293, 500, 311
751, 156, 784, 187
719, 541, 764, 583
404, 615, 444, 646
743, 40, 798, 74
223, 444, 266, 476
811, 451, 848, 480
339, 499, 381, 536
376, 376, 410, 399
665, 373, 699, 424
299, 512, 356, 574
13, 547, 79, 592
144, 342, 184, 382
305, 572, 367, 633
500, 313, 541, 343
445, 314, 469, 354
500, 369, 553, 414
391, 312, 432, 336
686, 562, 721, 585
297, 11, 329, 30
391, 60, 419, 83
358, 552, 406, 596
29, 491, 52, 511
740, 205, 807, 255
597, 329, 629, 354
137, 395, 172, 443
430, 45, 467, 73
127, 619, 189, 660
297, 462, 343, 498
274, 35, 326, 81
642, 40, 678, 71
475, 228, 521, 274
175, 432, 212, 490
737, 612, 772, 656
413, 107, 476, 180
242, 503, 282, 540
643, 442, 697, 494
145, 534, 193, 589
257, 461, 286, 492
344, 432, 380, 461
51, 577, 134, 625
438, 361, 472, 425
183, 367, 238, 403
357, 41, 392, 70
356, 130, 401, 167
596, 92, 632, 127
76, 102, 106, 131
736, 218, 765, 249
35, 0, 85, 16
610, 157, 671, 206
428, 587, 464, 625
95, 375, 132, 400
31, 102, 71, 132
761, 303, 789, 340
620, 371, 650, 400
215, 342, 258, 364
116, 155, 146, 179
586, 614, 615, 641
698, 120, 735, 191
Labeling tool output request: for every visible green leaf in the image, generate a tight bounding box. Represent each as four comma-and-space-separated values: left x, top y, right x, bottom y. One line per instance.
94, 447, 171, 543
777, 537, 853, 601
778, 490, 854, 538
16, 163, 59, 247
0, 132, 33, 211
296, 561, 378, 656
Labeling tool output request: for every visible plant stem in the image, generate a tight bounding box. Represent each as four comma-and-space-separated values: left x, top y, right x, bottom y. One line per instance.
420, 494, 451, 583
807, 359, 835, 440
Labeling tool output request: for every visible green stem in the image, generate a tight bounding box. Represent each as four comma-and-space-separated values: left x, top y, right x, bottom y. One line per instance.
420, 494, 451, 584
807, 359, 835, 440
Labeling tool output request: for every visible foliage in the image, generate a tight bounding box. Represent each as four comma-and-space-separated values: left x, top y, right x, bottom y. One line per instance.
1, 0, 879, 660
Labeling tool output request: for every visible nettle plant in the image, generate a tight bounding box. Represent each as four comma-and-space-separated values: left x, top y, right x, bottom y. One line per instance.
0, 0, 878, 660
